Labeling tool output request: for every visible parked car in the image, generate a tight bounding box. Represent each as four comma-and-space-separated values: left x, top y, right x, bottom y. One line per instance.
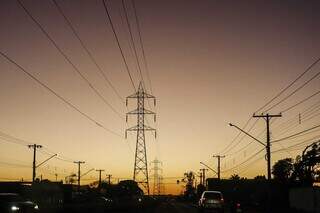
0, 193, 39, 213
198, 191, 224, 213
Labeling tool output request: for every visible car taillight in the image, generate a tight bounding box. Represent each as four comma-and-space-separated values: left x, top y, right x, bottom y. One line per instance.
236, 203, 241, 208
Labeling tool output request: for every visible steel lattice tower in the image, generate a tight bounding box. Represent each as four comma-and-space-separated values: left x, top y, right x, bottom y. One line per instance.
126, 82, 156, 195
151, 158, 162, 195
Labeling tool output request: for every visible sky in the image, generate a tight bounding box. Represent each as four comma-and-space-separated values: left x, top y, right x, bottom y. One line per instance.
0, 0, 320, 195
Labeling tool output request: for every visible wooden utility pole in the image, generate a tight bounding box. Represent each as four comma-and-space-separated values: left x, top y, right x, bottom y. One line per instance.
28, 144, 42, 183
96, 169, 105, 187
74, 161, 85, 191
253, 113, 281, 180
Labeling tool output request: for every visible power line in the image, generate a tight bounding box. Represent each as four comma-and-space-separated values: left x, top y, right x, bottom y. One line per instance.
0, 161, 31, 168
272, 100, 320, 135
222, 118, 259, 155
17, 0, 125, 120
281, 90, 320, 113
264, 69, 320, 112
101, 0, 136, 91
227, 128, 266, 157
51, 0, 125, 105
218, 117, 253, 154
121, 0, 144, 85
0, 51, 122, 137
222, 148, 265, 173
238, 154, 265, 176
131, 0, 154, 95
272, 135, 320, 154
0, 132, 28, 147
272, 123, 320, 143
255, 56, 320, 113
221, 57, 320, 161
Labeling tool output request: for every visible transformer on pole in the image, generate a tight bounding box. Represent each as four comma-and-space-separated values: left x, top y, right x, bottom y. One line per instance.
126, 82, 156, 195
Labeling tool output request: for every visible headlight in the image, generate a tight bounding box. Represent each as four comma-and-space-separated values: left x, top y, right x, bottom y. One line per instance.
34, 205, 39, 209
138, 198, 142, 202
11, 205, 20, 211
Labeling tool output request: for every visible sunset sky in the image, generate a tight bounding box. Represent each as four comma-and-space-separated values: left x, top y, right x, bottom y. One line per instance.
1, 0, 320, 195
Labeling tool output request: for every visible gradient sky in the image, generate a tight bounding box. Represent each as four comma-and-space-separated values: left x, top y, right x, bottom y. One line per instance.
1, 0, 320, 194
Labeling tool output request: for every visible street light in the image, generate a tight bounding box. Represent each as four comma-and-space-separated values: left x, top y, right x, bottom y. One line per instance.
200, 162, 218, 175
229, 123, 272, 180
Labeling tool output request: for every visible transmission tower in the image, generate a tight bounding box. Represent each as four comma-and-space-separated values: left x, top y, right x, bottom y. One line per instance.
150, 158, 162, 195
126, 82, 156, 195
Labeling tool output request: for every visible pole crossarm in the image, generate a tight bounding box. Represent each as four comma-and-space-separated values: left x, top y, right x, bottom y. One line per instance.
36, 154, 57, 168
253, 113, 282, 119
126, 125, 156, 131
125, 125, 156, 138
229, 123, 266, 146
127, 108, 156, 115
126, 92, 155, 99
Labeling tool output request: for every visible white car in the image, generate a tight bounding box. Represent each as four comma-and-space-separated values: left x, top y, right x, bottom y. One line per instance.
198, 191, 224, 213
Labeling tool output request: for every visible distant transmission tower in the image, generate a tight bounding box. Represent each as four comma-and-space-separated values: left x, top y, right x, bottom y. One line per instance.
126, 82, 156, 195
150, 158, 162, 195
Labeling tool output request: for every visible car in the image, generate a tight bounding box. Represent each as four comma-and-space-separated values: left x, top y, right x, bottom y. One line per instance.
198, 191, 224, 213
0, 193, 39, 213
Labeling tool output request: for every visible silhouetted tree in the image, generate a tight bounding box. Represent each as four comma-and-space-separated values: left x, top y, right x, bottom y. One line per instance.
230, 174, 240, 181
272, 158, 293, 183
292, 141, 320, 185
183, 171, 196, 200
254, 175, 266, 180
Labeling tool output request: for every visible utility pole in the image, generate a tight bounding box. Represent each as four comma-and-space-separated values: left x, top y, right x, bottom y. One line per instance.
28, 144, 42, 183
96, 169, 105, 187
74, 161, 85, 191
126, 82, 157, 195
150, 158, 162, 195
106, 174, 112, 185
199, 168, 208, 187
198, 172, 203, 185
213, 155, 225, 180
253, 113, 281, 180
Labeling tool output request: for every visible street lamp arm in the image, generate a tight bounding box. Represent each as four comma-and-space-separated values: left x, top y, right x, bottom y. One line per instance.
36, 154, 57, 168
80, 168, 95, 178
229, 123, 266, 147
200, 162, 218, 175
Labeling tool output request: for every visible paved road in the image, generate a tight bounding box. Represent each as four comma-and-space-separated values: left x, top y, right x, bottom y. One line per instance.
153, 201, 198, 213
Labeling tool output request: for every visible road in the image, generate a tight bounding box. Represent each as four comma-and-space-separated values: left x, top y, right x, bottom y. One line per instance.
153, 201, 198, 213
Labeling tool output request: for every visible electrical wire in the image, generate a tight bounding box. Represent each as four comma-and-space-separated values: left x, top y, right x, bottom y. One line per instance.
255, 56, 320, 113
17, 0, 125, 121
222, 148, 265, 173
121, 0, 144, 85
272, 123, 320, 143
218, 117, 253, 154
222, 118, 260, 155
0, 51, 122, 137
131, 0, 154, 95
101, 0, 136, 91
281, 90, 320, 113
264, 69, 320, 112
51, 0, 125, 105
